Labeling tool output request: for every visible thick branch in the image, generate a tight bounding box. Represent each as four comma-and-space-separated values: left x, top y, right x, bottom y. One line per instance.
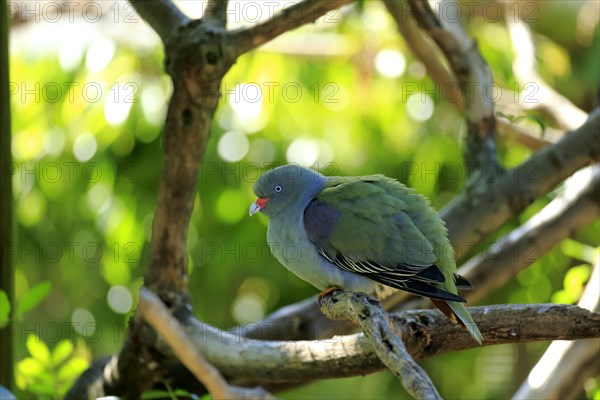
67, 303, 600, 395
445, 108, 600, 260
460, 165, 600, 302
319, 292, 441, 400
230, 0, 353, 55
139, 289, 274, 400
129, 0, 189, 43
185, 304, 599, 386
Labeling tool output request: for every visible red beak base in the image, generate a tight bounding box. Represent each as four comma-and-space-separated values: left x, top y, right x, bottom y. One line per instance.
249, 197, 269, 216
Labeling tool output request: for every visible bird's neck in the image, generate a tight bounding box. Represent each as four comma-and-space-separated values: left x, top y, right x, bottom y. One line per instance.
299, 172, 326, 205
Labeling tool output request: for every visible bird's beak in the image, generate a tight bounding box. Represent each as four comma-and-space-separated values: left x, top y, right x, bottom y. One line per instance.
249, 197, 268, 216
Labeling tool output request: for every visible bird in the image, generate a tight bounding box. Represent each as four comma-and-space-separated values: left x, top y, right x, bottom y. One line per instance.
249, 164, 483, 344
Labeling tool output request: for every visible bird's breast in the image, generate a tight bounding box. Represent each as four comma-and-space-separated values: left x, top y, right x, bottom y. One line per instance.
267, 215, 320, 272
266, 214, 387, 295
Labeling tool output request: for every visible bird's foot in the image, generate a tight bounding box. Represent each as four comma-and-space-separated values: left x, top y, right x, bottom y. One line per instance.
317, 287, 342, 303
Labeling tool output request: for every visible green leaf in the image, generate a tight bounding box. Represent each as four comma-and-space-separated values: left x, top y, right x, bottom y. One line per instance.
528, 116, 547, 137
26, 334, 51, 367
17, 357, 45, 377
495, 111, 516, 122
16, 281, 52, 318
0, 290, 10, 328
51, 340, 74, 367
57, 357, 89, 381
30, 370, 54, 388
28, 379, 56, 396
564, 264, 592, 292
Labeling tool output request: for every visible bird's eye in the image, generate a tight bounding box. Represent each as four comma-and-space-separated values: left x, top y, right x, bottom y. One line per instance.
274, 185, 282, 193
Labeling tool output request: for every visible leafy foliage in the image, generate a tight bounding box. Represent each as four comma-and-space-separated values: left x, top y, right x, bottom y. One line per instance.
16, 335, 89, 398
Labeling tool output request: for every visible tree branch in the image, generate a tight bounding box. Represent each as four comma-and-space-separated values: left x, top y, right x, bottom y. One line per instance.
384, 0, 462, 109
506, 18, 588, 132
319, 291, 441, 400
182, 304, 599, 387
496, 118, 563, 152
139, 288, 275, 400
0, 0, 14, 390
513, 260, 600, 399
445, 108, 600, 260
400, 0, 498, 174
399, 163, 599, 316
240, 295, 355, 340
75, 304, 598, 395
460, 165, 600, 302
384, 0, 562, 153
129, 0, 189, 43
204, 0, 229, 27
229, 0, 353, 55
95, 7, 239, 397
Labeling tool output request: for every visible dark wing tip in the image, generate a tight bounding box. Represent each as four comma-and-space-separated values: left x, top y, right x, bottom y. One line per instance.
415, 264, 445, 283
454, 274, 474, 290
371, 275, 466, 303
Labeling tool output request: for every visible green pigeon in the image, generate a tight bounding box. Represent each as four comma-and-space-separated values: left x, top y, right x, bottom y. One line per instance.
250, 164, 483, 344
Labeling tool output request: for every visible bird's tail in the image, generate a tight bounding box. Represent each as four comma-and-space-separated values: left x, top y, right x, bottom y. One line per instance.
432, 299, 483, 344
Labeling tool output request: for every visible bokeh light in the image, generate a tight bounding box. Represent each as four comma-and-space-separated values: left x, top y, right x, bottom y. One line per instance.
72, 132, 97, 162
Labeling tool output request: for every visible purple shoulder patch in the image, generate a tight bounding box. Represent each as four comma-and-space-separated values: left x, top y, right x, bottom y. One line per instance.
303, 199, 341, 243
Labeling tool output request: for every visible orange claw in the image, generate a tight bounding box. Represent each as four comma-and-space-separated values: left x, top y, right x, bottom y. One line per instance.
318, 287, 342, 302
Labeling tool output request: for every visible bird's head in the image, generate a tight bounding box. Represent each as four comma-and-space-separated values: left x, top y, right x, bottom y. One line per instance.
250, 164, 324, 218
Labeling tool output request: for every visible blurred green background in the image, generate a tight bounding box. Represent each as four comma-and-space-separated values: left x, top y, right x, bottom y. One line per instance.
4, 1, 599, 398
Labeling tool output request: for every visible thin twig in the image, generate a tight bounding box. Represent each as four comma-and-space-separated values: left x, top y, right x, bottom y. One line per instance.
204, 0, 229, 27
401, 0, 498, 174
506, 18, 588, 131
139, 288, 275, 400
496, 118, 561, 151
384, 0, 463, 109
384, 0, 560, 153
318, 291, 442, 400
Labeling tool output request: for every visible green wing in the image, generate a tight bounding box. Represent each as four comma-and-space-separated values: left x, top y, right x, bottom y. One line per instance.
304, 175, 465, 302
